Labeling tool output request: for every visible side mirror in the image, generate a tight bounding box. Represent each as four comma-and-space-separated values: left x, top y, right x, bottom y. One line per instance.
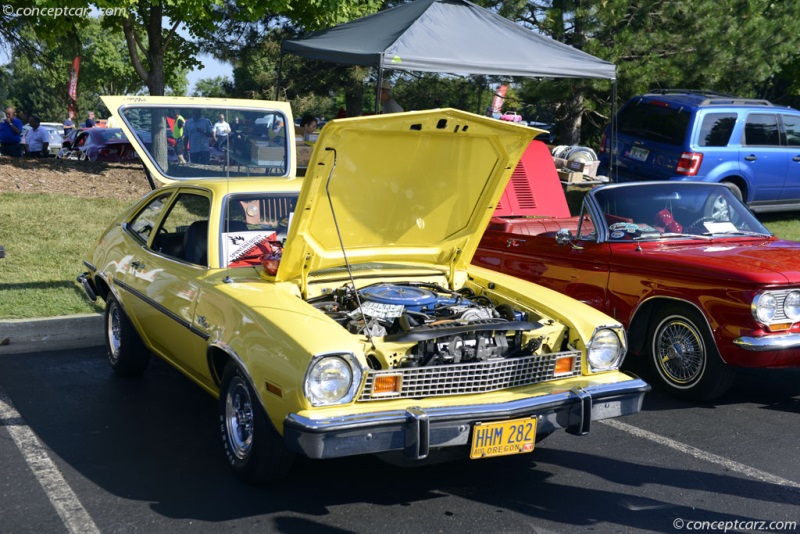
555, 228, 573, 246
555, 228, 584, 250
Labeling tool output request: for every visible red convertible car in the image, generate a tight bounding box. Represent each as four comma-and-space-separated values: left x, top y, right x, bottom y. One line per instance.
476, 141, 800, 400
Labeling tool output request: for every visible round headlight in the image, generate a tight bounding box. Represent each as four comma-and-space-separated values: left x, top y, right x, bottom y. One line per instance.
305, 356, 354, 406
783, 291, 800, 321
587, 329, 623, 371
754, 293, 777, 323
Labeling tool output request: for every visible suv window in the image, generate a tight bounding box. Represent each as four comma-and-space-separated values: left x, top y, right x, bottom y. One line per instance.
744, 113, 780, 146
782, 114, 800, 147
698, 113, 736, 147
617, 102, 691, 146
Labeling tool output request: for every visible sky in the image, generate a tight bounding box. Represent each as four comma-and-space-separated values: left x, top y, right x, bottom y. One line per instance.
187, 54, 234, 95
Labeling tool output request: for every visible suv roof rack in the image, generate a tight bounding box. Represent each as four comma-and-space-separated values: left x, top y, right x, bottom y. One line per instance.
647, 88, 734, 98
645, 88, 774, 107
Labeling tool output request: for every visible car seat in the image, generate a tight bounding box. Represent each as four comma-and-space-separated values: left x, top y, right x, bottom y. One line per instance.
183, 220, 209, 266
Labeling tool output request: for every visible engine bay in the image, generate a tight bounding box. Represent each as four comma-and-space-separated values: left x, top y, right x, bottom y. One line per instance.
310, 283, 547, 368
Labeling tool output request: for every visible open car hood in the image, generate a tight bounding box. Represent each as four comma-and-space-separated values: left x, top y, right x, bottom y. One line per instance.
277, 109, 539, 283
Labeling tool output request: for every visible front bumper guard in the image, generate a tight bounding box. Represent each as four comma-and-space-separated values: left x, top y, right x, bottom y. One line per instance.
283, 378, 650, 460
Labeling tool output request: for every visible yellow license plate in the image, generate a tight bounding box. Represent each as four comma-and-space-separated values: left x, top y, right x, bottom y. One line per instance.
470, 417, 537, 460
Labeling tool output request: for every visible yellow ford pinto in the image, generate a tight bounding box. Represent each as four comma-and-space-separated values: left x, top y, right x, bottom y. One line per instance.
79, 96, 649, 484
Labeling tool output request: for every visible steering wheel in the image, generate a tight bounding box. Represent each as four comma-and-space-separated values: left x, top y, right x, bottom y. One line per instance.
688, 216, 715, 229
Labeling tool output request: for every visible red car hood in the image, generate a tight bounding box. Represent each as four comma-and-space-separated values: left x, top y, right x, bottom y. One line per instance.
619, 237, 800, 284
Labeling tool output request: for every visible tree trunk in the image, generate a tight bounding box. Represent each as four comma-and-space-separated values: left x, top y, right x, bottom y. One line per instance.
556, 91, 584, 146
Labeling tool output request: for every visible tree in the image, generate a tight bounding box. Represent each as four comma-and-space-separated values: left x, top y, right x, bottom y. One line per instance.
479, 0, 800, 145
193, 76, 234, 97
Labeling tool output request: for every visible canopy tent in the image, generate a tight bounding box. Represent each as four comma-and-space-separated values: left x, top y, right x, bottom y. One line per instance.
280, 0, 616, 112
281, 0, 615, 79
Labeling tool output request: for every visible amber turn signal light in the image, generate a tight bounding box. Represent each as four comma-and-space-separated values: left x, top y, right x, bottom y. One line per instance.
373, 374, 401, 395
554, 356, 575, 375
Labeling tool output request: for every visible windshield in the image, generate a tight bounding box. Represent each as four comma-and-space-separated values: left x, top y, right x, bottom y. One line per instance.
119, 104, 290, 180
590, 183, 770, 240
222, 193, 299, 268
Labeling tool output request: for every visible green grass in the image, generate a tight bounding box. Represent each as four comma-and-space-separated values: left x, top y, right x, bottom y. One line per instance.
1, 191, 799, 320
0, 193, 133, 319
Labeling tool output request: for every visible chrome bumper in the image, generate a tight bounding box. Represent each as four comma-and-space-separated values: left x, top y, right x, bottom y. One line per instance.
283, 378, 650, 460
76, 272, 98, 302
733, 333, 800, 351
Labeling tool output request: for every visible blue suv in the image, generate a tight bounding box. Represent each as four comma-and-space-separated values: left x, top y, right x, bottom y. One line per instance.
599, 90, 800, 213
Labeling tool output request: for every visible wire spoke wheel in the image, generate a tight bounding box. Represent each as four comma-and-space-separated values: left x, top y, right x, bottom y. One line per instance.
646, 305, 736, 401
654, 318, 705, 384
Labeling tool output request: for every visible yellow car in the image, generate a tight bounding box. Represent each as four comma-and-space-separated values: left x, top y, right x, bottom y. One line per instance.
79, 96, 649, 484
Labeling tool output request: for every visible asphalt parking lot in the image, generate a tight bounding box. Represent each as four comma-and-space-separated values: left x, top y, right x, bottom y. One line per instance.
0, 337, 798, 533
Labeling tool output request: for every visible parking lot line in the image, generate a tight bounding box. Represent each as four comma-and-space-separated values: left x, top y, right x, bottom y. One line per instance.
601, 419, 800, 489
0, 388, 100, 534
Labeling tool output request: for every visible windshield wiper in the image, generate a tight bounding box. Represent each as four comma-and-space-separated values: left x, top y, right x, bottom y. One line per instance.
705, 230, 771, 238
634, 233, 713, 241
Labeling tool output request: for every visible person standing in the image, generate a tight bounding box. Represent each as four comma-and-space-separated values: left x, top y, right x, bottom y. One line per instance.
172, 110, 186, 164
184, 109, 213, 164
213, 113, 231, 149
380, 80, 403, 114
25, 115, 50, 157
299, 114, 318, 141
84, 111, 96, 128
63, 110, 75, 136
0, 106, 24, 157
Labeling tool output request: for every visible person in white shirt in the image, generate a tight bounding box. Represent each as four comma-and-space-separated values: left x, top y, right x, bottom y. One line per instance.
213, 113, 231, 149
25, 116, 50, 157
380, 80, 403, 114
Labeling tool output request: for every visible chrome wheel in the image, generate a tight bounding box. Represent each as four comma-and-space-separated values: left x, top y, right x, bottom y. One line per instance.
107, 302, 122, 365
708, 194, 730, 222
652, 315, 705, 387
103, 296, 149, 375
647, 305, 736, 401
225, 376, 255, 460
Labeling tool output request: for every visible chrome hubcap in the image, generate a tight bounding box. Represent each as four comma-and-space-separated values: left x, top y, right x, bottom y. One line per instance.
226, 377, 254, 460
710, 195, 728, 221
107, 304, 121, 361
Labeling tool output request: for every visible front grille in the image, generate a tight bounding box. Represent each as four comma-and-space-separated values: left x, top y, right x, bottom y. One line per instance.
358, 350, 581, 401
764, 289, 800, 324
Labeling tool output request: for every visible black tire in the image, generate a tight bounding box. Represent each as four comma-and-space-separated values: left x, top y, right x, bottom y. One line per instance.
721, 181, 744, 202
646, 304, 735, 401
219, 364, 294, 484
105, 296, 150, 376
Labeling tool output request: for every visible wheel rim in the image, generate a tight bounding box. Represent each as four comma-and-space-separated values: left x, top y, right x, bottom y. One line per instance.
225, 376, 255, 460
653, 316, 706, 387
709, 195, 729, 221
107, 303, 122, 363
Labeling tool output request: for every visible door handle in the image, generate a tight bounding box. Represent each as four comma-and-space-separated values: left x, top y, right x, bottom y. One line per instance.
506, 238, 526, 248
744, 155, 757, 161
131, 260, 145, 269
793, 156, 800, 162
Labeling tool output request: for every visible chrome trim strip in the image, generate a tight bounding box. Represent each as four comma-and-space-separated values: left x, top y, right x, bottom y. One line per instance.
115, 279, 210, 341
283, 378, 650, 460
733, 333, 800, 351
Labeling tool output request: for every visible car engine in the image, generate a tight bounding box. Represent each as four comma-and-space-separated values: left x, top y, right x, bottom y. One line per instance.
310, 283, 544, 368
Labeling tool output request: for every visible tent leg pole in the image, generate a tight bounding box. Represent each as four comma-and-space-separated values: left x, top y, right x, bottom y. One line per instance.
610, 79, 617, 183
376, 67, 384, 114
